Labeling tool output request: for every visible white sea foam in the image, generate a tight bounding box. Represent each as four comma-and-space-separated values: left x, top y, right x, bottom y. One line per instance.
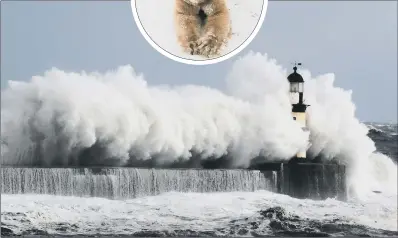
1, 52, 397, 199
1, 191, 396, 235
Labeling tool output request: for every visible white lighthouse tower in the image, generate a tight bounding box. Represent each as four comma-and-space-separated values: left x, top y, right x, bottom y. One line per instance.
288, 63, 309, 159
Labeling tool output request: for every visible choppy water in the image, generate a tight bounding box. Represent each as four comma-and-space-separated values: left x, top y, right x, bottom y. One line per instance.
1, 191, 397, 237
1, 123, 397, 237
367, 122, 398, 162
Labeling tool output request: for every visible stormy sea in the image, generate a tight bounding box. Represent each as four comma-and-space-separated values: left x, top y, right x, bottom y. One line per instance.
1, 53, 397, 237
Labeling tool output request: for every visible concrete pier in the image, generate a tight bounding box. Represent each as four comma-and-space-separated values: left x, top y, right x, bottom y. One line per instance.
249, 161, 347, 201
2, 161, 348, 201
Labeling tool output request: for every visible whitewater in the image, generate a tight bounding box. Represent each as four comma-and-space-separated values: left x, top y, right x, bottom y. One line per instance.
1, 52, 397, 236
2, 191, 397, 236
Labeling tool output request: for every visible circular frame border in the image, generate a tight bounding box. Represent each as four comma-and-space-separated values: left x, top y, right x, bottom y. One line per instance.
131, 0, 268, 65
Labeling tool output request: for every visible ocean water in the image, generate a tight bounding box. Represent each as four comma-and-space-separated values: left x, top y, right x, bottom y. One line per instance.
367, 122, 397, 162
1, 190, 397, 237
1, 123, 397, 237
1, 52, 397, 237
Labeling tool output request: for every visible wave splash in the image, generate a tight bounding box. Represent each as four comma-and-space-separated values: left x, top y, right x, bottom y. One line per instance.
1, 52, 397, 197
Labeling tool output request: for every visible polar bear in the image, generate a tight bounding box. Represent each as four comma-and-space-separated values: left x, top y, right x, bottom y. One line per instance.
174, 0, 232, 58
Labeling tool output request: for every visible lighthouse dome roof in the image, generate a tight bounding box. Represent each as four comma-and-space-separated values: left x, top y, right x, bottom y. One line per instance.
288, 66, 304, 83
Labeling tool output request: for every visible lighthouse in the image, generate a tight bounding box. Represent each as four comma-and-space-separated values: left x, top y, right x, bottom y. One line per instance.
249, 63, 347, 201
287, 63, 309, 159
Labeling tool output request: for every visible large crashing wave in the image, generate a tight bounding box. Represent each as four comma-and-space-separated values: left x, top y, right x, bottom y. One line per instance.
0, 53, 307, 167
1, 52, 397, 197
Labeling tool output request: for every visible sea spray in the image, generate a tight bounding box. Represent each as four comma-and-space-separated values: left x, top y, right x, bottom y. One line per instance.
0, 62, 308, 167
1, 52, 396, 198
226, 52, 397, 198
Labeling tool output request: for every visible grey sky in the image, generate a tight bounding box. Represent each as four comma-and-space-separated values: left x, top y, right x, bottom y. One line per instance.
1, 1, 397, 123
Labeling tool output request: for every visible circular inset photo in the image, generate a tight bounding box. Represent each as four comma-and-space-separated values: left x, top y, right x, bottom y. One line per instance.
131, 0, 268, 65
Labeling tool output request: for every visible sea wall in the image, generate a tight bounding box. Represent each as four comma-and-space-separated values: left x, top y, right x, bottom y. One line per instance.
1, 168, 275, 199
279, 163, 347, 201
250, 162, 347, 201
1, 163, 347, 201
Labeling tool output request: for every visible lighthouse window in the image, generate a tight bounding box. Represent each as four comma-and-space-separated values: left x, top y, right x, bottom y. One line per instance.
293, 117, 296, 120
299, 83, 304, 92
290, 83, 299, 93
